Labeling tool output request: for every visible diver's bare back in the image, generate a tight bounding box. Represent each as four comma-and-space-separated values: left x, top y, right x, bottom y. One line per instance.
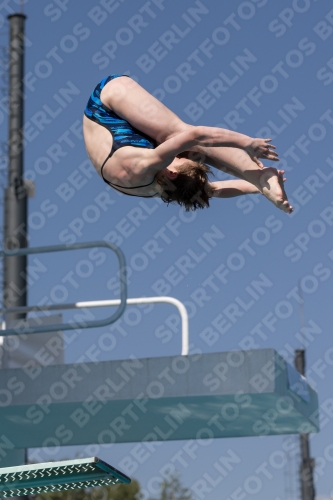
83, 115, 159, 197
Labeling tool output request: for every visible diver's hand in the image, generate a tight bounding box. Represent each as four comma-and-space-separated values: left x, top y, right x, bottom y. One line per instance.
245, 138, 279, 166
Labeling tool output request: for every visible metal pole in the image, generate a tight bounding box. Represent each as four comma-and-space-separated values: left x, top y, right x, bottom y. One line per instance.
3, 13, 27, 323
295, 349, 316, 500
1, 15, 29, 495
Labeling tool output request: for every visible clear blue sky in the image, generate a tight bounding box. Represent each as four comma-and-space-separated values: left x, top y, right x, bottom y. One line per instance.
1, 0, 333, 499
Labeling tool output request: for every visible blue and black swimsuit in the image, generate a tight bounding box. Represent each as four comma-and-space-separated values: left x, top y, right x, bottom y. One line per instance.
84, 74, 157, 197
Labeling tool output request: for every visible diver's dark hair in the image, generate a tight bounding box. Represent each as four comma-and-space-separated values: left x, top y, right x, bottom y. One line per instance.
157, 162, 212, 211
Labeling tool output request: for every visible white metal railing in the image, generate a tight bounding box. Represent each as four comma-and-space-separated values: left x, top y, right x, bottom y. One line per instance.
0, 296, 189, 356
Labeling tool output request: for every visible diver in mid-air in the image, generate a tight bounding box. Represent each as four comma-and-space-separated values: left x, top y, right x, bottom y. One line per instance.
83, 74, 292, 213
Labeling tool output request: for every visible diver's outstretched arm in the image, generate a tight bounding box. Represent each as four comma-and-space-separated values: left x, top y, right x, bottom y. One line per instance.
191, 146, 293, 213
208, 170, 286, 198
208, 179, 260, 198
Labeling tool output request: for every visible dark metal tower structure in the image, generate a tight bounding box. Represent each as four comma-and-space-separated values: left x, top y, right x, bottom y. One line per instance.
3, 13, 27, 323
295, 349, 316, 500
2, 11, 30, 498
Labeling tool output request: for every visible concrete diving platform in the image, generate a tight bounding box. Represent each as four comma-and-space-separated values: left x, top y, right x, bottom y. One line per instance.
0, 349, 319, 451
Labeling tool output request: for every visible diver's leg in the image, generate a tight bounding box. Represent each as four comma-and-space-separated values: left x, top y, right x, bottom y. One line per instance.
100, 76, 189, 143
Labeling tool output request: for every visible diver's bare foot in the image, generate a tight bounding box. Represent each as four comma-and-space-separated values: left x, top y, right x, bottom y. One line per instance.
258, 167, 293, 214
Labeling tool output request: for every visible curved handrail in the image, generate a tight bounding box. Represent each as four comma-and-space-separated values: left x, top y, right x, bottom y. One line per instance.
1, 296, 189, 355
